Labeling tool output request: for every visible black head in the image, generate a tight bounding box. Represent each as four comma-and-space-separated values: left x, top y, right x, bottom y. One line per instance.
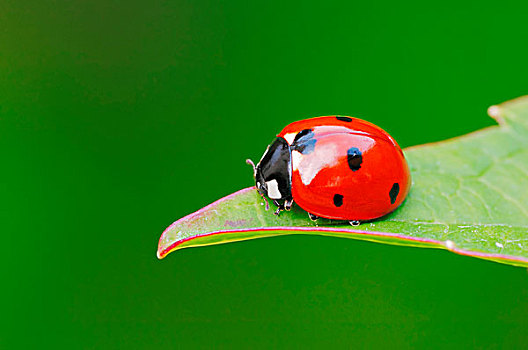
249, 137, 292, 201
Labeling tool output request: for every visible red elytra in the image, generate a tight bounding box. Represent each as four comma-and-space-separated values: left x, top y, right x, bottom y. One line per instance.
251, 116, 411, 222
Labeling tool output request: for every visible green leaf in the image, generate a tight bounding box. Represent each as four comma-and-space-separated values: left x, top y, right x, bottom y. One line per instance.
158, 96, 528, 267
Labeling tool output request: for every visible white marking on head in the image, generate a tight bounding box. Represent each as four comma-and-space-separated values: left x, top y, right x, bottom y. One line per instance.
265, 179, 282, 199
283, 133, 296, 145
291, 150, 302, 171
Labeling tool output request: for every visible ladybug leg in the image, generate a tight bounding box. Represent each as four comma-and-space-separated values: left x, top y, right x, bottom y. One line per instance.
308, 212, 319, 221
273, 200, 285, 216
349, 220, 360, 226
284, 198, 294, 211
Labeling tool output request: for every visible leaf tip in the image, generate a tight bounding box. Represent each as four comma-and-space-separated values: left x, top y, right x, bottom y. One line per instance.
156, 244, 166, 259
157, 231, 172, 260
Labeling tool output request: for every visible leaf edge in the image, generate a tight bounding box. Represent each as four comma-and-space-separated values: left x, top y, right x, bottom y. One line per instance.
157, 187, 528, 267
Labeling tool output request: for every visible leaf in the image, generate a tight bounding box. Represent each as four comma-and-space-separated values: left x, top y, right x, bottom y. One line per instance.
158, 96, 528, 267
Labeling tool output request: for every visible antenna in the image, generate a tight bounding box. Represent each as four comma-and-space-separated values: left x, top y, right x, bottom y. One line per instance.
246, 159, 257, 178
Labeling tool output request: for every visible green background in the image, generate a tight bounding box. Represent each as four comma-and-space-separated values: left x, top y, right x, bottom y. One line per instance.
3, 0, 528, 348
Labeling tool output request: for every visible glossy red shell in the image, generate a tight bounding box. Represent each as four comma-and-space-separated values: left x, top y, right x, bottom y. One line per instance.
278, 116, 411, 221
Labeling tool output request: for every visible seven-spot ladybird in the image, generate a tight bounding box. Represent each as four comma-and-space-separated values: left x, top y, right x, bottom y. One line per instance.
247, 116, 411, 225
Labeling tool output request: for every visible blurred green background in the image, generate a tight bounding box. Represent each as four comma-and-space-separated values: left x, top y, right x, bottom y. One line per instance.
3, 0, 528, 348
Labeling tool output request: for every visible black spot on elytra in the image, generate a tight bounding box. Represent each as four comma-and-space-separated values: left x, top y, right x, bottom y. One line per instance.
291, 128, 317, 154
336, 116, 353, 122
333, 194, 344, 207
347, 147, 362, 171
389, 183, 400, 204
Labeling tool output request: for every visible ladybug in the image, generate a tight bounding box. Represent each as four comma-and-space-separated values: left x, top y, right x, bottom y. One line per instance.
247, 116, 411, 225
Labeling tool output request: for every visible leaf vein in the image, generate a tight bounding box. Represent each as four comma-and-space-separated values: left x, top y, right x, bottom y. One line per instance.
478, 178, 528, 218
